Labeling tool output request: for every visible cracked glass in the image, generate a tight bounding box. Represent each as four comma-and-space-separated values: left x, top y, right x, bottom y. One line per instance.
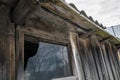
24, 42, 72, 80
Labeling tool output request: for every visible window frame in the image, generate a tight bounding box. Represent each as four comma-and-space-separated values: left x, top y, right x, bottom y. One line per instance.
15, 26, 74, 80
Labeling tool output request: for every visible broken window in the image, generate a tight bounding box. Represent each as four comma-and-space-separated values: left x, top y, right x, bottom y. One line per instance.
24, 41, 72, 80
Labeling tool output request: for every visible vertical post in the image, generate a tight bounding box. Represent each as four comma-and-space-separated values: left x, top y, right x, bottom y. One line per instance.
16, 27, 24, 80
0, 3, 15, 80
118, 50, 120, 62
70, 32, 84, 80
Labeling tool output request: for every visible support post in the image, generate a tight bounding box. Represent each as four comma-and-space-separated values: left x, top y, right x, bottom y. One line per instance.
0, 2, 15, 80
70, 32, 84, 80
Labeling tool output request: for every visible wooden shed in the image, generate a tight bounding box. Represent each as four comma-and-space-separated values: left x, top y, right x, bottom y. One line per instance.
0, 0, 120, 80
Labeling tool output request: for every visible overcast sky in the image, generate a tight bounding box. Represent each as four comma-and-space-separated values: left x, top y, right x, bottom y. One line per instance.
66, 0, 120, 27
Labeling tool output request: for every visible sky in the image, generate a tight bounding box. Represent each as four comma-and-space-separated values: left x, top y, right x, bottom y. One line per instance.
65, 0, 120, 27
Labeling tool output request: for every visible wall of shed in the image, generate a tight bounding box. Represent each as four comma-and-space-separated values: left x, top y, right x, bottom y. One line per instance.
0, 3, 15, 80
77, 37, 120, 80
0, 0, 120, 80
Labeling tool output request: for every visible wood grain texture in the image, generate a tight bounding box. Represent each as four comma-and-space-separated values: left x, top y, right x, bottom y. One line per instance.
77, 36, 120, 80
0, 3, 15, 80
0, 1, 120, 80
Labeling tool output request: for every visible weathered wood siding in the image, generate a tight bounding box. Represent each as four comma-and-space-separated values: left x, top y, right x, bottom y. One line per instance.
0, 3, 15, 80
0, 0, 120, 80
77, 36, 120, 80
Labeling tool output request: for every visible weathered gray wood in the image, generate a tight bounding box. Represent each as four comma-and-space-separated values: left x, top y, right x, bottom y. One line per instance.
90, 38, 104, 80
105, 43, 119, 80
109, 44, 120, 79
114, 48, 120, 68
101, 44, 114, 80
79, 29, 97, 38
52, 76, 77, 80
86, 38, 99, 80
0, 1, 120, 80
16, 28, 24, 80
70, 32, 85, 80
78, 39, 92, 80
118, 50, 120, 66
0, 3, 15, 80
17, 26, 69, 45
78, 38, 100, 80
77, 37, 120, 80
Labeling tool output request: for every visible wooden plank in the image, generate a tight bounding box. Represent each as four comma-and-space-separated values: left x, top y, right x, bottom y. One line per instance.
112, 46, 120, 77
117, 50, 120, 66
70, 32, 85, 80
9, 23, 15, 80
79, 29, 97, 38
17, 26, 69, 45
92, 43, 110, 80
109, 45, 120, 79
106, 43, 119, 80
101, 44, 114, 80
52, 76, 77, 80
79, 38, 99, 80
78, 39, 92, 80
0, 3, 15, 80
88, 38, 100, 80
16, 28, 24, 80
99, 44, 110, 80
0, 23, 15, 80
118, 50, 120, 66
90, 38, 104, 80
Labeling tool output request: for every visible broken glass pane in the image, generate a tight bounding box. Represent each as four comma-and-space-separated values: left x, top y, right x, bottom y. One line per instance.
25, 42, 72, 80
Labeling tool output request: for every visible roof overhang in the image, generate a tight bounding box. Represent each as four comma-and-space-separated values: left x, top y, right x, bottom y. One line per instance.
14, 0, 120, 47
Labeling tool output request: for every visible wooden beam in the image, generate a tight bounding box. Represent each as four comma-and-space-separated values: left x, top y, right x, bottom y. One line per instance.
17, 26, 69, 45
79, 29, 98, 38
100, 37, 112, 43
16, 28, 24, 80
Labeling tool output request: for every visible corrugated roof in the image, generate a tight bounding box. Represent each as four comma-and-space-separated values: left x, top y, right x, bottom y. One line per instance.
69, 3, 106, 29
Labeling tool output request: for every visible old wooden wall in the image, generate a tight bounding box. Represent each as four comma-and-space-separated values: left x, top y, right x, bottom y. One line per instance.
0, 0, 120, 80
0, 2, 15, 80
77, 36, 120, 80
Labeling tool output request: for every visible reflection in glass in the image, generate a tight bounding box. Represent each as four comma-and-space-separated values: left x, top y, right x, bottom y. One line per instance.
25, 42, 72, 80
